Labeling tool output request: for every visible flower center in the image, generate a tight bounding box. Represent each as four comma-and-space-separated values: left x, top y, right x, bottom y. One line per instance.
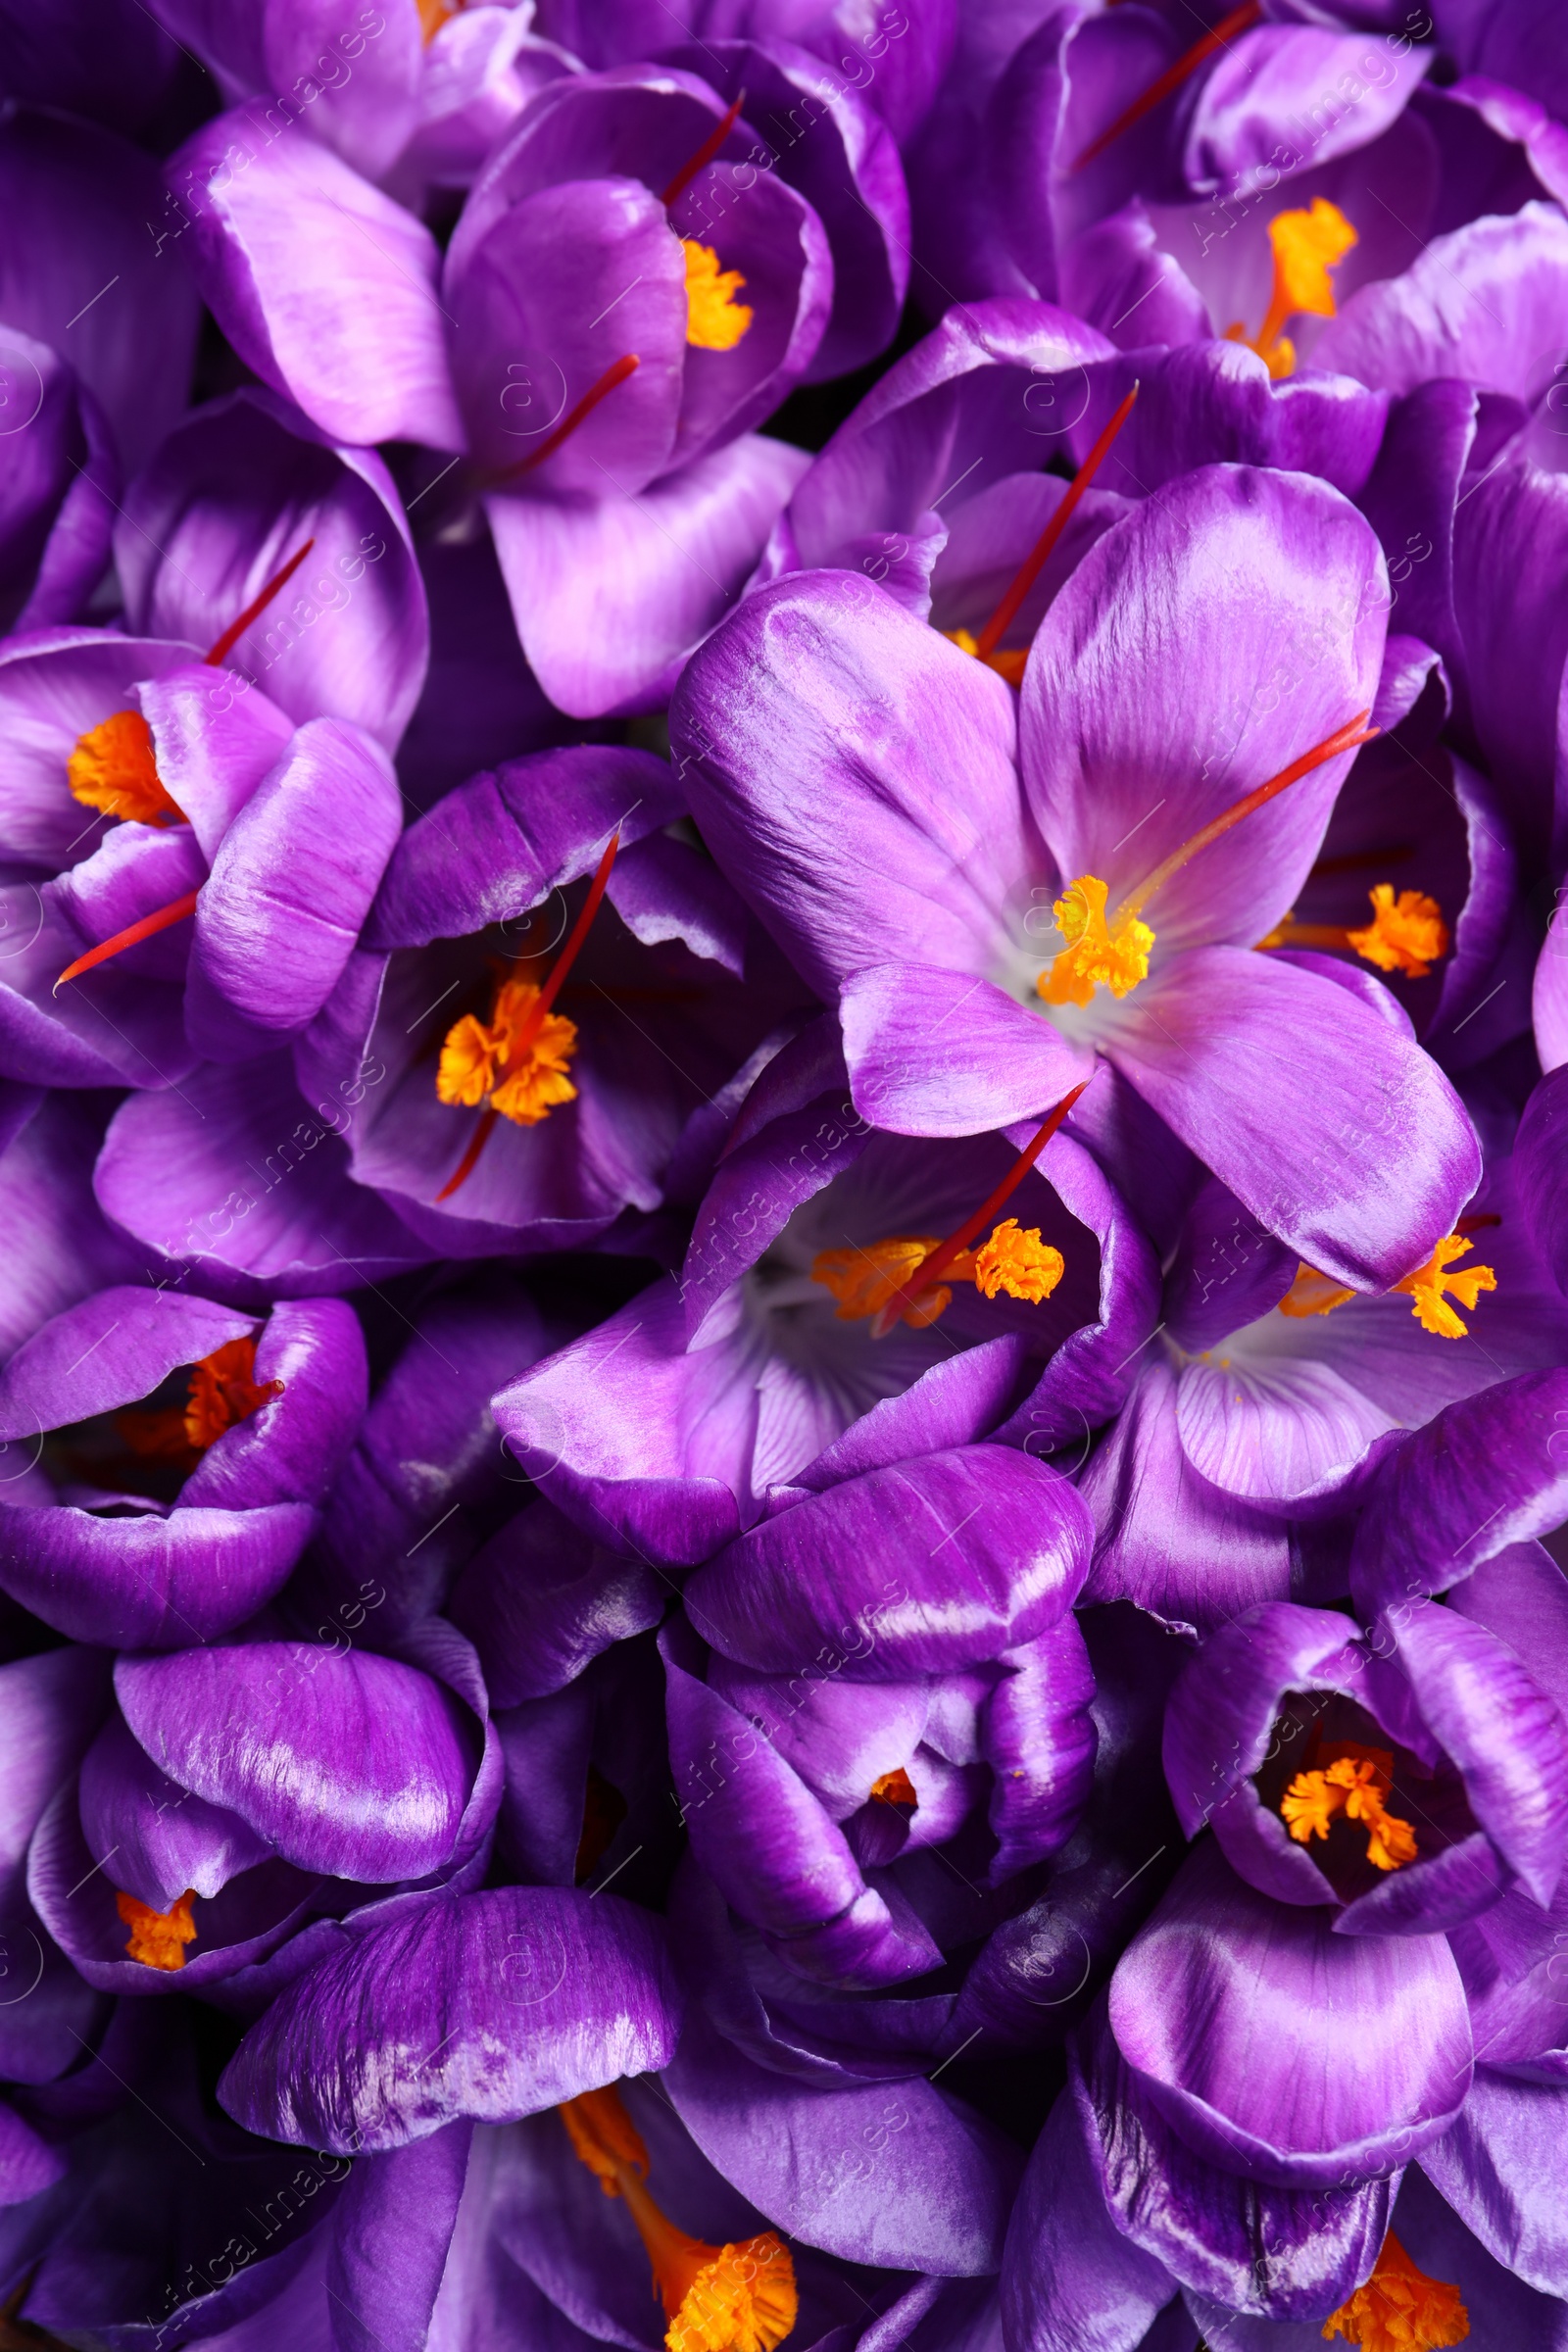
812, 1085, 1088, 1339
1225, 198, 1357, 380
682, 240, 753, 350
1257, 883, 1448, 979
870, 1768, 918, 1809
1322, 2228, 1469, 2351
433, 829, 619, 1201
1037, 710, 1377, 1008
561, 2085, 798, 2352
68, 710, 185, 827
438, 979, 580, 1125
1277, 1227, 1497, 1340
1280, 1742, 1418, 1873
117, 1334, 284, 1466
116, 1887, 198, 1970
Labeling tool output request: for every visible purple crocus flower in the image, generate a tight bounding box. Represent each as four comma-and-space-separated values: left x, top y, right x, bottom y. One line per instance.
535, 0, 959, 146
1082, 1140, 1568, 1635
669, 463, 1482, 1296
92, 741, 813, 1283
490, 1009, 1156, 1563
163, 49, 909, 714
29, 1617, 498, 1996
0, 1284, 367, 1647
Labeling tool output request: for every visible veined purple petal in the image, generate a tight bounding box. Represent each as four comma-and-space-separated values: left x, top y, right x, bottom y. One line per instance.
685, 1446, 1092, 1679
0, 1499, 315, 1648
1418, 2066, 1568, 2299
1001, 2085, 1178, 2352
218, 1886, 684, 2151
1108, 1840, 1473, 2187
115, 1642, 473, 1883
0, 1285, 253, 1437
77, 1709, 271, 1912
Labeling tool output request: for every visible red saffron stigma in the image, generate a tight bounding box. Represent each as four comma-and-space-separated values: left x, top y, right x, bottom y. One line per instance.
972, 384, 1139, 662
871, 1080, 1094, 1338
434, 829, 622, 1202
495, 355, 642, 483
662, 91, 746, 208
1074, 1, 1263, 172
204, 539, 317, 665
56, 889, 201, 990
1118, 712, 1379, 921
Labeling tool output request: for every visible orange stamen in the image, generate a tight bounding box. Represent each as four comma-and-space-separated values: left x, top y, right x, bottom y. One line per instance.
1074, 1, 1263, 172
117, 1887, 198, 1970
1323, 2228, 1468, 2351
561, 2085, 797, 2352
433, 830, 620, 1201
870, 1768, 918, 1808
868, 1081, 1091, 1339
55, 889, 200, 990
1280, 1744, 1418, 1873
118, 1334, 283, 1465
204, 539, 317, 666
662, 91, 746, 208
492, 355, 642, 484
965, 385, 1139, 667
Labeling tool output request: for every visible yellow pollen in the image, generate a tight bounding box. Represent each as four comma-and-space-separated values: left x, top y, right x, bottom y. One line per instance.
1322, 2228, 1469, 2350
438, 977, 579, 1128
811, 1218, 1063, 1332
1348, 885, 1449, 979
117, 1334, 283, 1465
682, 241, 753, 352
1394, 1233, 1496, 1340
68, 710, 185, 827
869, 1767, 918, 1808
1225, 197, 1357, 379
1039, 875, 1153, 1007
1280, 1747, 1418, 1873
972, 1217, 1065, 1303
117, 1887, 198, 1970
1277, 1264, 1356, 1319
943, 628, 1029, 688
561, 2087, 798, 2352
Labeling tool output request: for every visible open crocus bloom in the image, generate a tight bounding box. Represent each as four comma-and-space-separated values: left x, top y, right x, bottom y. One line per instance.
490, 1011, 1157, 1564
670, 463, 1481, 1295
1080, 1152, 1568, 1634
0, 1285, 365, 1647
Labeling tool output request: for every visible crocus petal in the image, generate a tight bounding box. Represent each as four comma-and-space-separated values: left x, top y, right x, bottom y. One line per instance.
1000, 2085, 1178, 2352
983, 1620, 1099, 1882
1350, 1368, 1568, 1616
1174, 1352, 1398, 1506
155, 0, 424, 181
1518, 1064, 1568, 1296
77, 1710, 271, 1912
1316, 201, 1568, 404
187, 716, 403, 1054
168, 109, 465, 451
116, 387, 431, 756
137, 663, 297, 862
1108, 1839, 1473, 2187
218, 1886, 684, 2151
0, 1500, 316, 1648
1418, 2067, 1568, 2299
486, 433, 810, 720
449, 1498, 665, 1706
685, 1446, 1092, 1679
1019, 465, 1388, 954
0, 108, 200, 473
1100, 947, 1481, 1291
1161, 1601, 1362, 1842
0, 1644, 111, 1905
0, 2100, 67, 2207
94, 1052, 435, 1298
1078, 1360, 1298, 1639
180, 1298, 368, 1513
669, 570, 1032, 999
840, 962, 1094, 1137
1075, 2001, 1396, 2322
0, 630, 198, 875
115, 1643, 473, 1882
0, 1285, 253, 1436
663, 2002, 1021, 2274
1183, 26, 1430, 194
662, 1617, 939, 1989
328, 2124, 475, 2352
